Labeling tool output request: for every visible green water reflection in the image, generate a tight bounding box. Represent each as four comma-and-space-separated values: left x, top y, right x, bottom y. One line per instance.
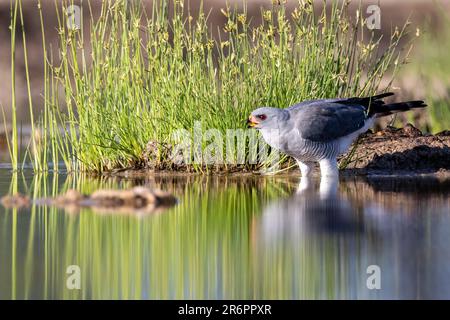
1, 170, 450, 299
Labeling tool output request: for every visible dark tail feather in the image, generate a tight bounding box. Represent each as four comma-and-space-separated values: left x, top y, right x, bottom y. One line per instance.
373, 100, 427, 117
367, 92, 395, 101
341, 92, 427, 117
344, 92, 394, 106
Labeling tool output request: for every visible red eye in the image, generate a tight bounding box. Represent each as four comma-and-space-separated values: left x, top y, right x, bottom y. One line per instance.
257, 114, 267, 120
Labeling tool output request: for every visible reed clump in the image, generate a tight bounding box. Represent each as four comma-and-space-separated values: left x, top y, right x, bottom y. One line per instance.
8, 0, 408, 172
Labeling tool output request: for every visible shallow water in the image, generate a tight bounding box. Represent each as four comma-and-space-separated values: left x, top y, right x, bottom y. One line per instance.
0, 169, 450, 299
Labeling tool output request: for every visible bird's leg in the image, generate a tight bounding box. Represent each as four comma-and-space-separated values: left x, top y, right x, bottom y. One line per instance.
319, 158, 339, 177
319, 174, 339, 199
297, 160, 314, 177
297, 176, 313, 194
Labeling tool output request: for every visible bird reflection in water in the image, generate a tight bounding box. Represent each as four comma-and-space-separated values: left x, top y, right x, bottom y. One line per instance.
251, 175, 450, 299
257, 175, 364, 245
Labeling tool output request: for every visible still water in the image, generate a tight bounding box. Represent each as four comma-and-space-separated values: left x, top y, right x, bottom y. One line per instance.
0, 168, 450, 299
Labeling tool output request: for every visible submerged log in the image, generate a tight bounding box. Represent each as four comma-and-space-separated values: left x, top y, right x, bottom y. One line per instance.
90, 187, 177, 208
1, 187, 177, 215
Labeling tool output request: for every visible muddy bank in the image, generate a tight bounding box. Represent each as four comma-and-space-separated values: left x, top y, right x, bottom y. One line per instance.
92, 124, 450, 177
341, 124, 450, 175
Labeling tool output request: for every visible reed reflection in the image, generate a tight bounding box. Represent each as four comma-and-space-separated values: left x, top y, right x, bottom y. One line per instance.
2, 172, 450, 299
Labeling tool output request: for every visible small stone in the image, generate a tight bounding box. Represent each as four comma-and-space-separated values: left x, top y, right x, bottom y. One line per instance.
90, 187, 172, 209
1, 193, 30, 208
152, 190, 178, 206
402, 123, 422, 137
54, 189, 85, 204
65, 189, 84, 201
132, 186, 157, 204
91, 189, 127, 207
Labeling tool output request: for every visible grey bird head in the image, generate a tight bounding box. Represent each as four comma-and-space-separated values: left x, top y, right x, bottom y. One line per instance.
247, 107, 289, 129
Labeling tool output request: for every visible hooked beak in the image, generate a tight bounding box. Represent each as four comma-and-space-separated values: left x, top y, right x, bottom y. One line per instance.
247, 115, 258, 128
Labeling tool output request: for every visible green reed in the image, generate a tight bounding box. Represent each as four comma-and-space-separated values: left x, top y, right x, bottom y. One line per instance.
8, 0, 408, 172
7, 0, 19, 170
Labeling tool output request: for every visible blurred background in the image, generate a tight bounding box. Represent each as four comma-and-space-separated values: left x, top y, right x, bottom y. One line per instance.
1, 0, 449, 131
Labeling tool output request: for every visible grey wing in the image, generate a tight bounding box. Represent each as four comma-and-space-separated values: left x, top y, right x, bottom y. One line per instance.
286, 98, 345, 111
292, 102, 368, 142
